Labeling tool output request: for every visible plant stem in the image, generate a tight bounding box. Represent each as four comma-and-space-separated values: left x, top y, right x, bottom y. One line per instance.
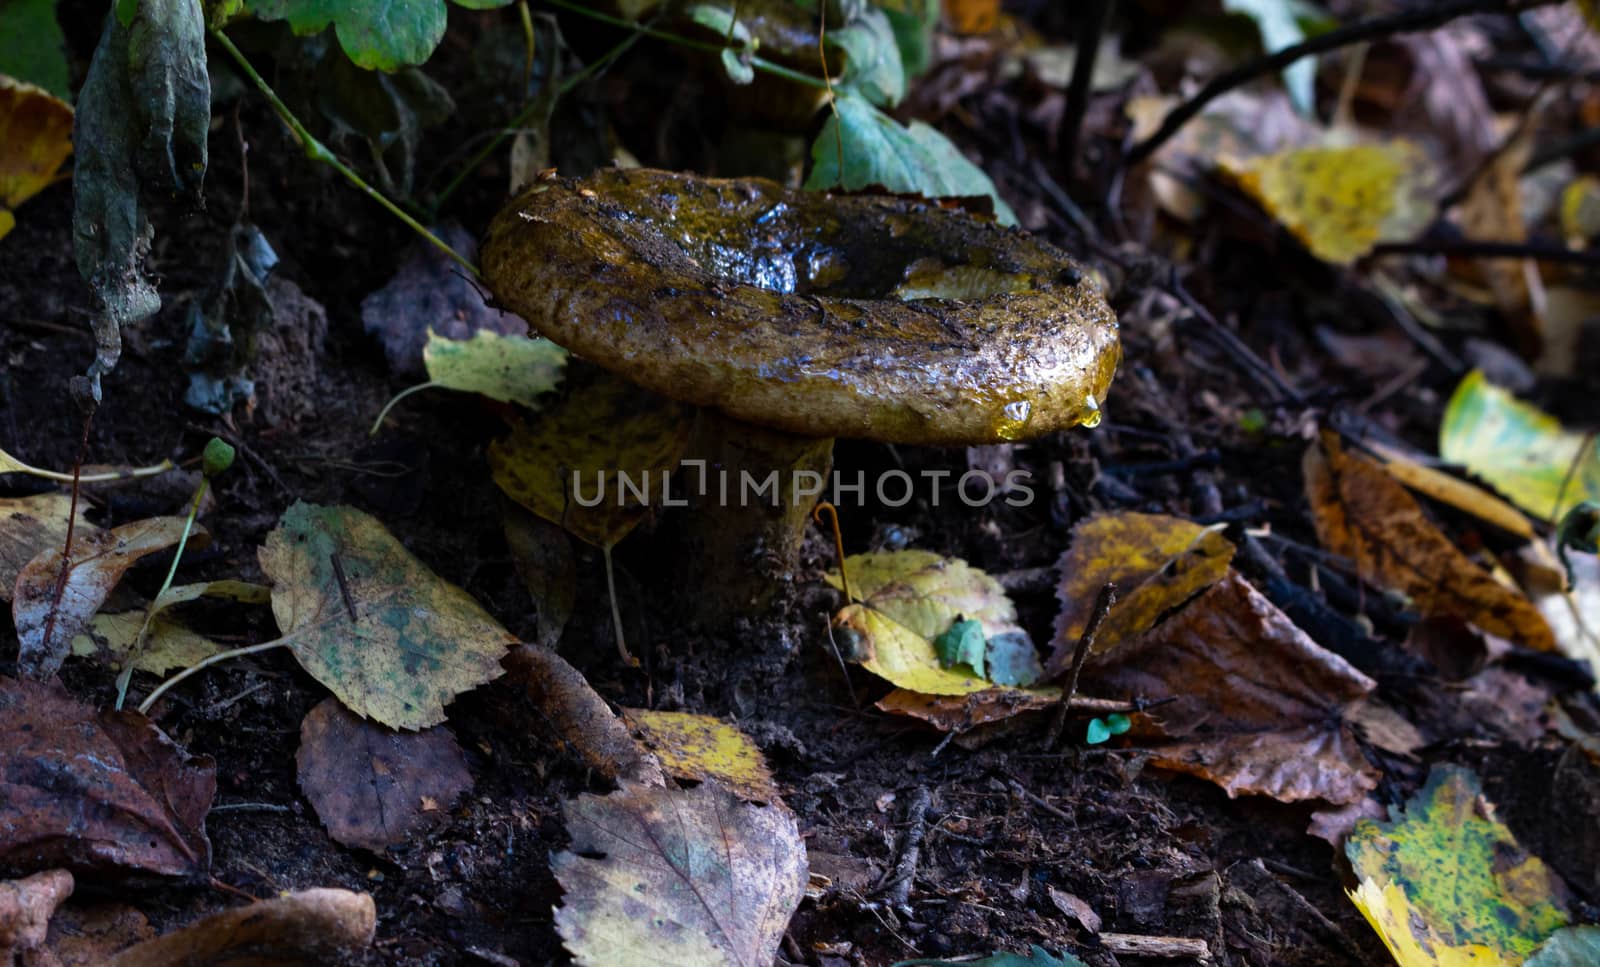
1, 445, 171, 482
136, 615, 343, 715
369, 381, 439, 436
602, 544, 637, 667
210, 29, 479, 277
115, 477, 210, 709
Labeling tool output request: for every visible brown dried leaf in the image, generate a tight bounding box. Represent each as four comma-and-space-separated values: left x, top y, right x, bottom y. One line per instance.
105, 888, 375, 966
12, 516, 205, 680
1454, 129, 1543, 356
0, 494, 92, 602
554, 781, 807, 967
44, 903, 154, 966
296, 698, 473, 852
503, 502, 576, 650
1304, 432, 1556, 651
1088, 573, 1379, 804
0, 677, 214, 879
0, 869, 72, 961
502, 642, 664, 787
876, 686, 1056, 731
1050, 512, 1234, 674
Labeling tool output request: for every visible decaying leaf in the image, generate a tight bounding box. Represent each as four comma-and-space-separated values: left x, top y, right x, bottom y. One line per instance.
1305, 432, 1556, 652
103, 888, 376, 965
1441, 370, 1600, 524
622, 709, 779, 803
876, 686, 1055, 731
1453, 130, 1543, 357
70, 610, 223, 675
296, 697, 472, 852
1088, 573, 1378, 803
1347, 765, 1569, 965
420, 329, 567, 409
0, 677, 214, 879
828, 550, 1041, 695
502, 503, 577, 650
43, 902, 155, 965
1219, 140, 1433, 264
0, 494, 90, 601
0, 75, 72, 241
0, 869, 73, 963
489, 377, 690, 549
1050, 512, 1234, 674
258, 502, 515, 730
553, 781, 807, 967
1369, 440, 1536, 541
502, 643, 665, 787
12, 516, 204, 680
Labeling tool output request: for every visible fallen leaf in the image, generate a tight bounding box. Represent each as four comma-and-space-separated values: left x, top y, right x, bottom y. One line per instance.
103, 888, 375, 965
258, 502, 515, 730
0, 494, 91, 601
1090, 573, 1379, 804
421, 328, 566, 408
12, 516, 205, 680
489, 377, 690, 549
0, 869, 72, 962
1440, 370, 1600, 524
1528, 925, 1600, 966
1046, 886, 1101, 933
827, 549, 1041, 695
296, 697, 472, 851
622, 708, 779, 803
1533, 549, 1600, 697
1369, 440, 1536, 541
502, 502, 576, 649
1347, 765, 1568, 965
1219, 140, 1433, 264
70, 611, 223, 676
553, 781, 808, 967
876, 686, 1056, 731
1304, 431, 1556, 652
44, 902, 154, 966
1453, 129, 1542, 356
0, 75, 72, 241
1050, 512, 1234, 674
0, 677, 214, 879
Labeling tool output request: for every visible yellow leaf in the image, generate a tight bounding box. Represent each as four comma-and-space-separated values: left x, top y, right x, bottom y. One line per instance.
0, 493, 90, 602
1347, 765, 1568, 966
489, 376, 689, 549
1367, 440, 1536, 541
71, 611, 224, 675
622, 709, 778, 802
0, 74, 72, 242
421, 328, 567, 407
1220, 141, 1430, 265
1441, 370, 1600, 524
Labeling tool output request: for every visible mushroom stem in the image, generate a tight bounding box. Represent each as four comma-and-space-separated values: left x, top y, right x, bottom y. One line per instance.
677, 408, 834, 624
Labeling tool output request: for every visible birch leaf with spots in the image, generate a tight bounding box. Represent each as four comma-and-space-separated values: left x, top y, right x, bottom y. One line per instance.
422, 328, 567, 409
258, 502, 515, 730
622, 709, 779, 803
553, 781, 807, 967
1347, 765, 1569, 966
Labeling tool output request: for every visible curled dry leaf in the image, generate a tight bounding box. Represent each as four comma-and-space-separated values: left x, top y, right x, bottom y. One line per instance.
296, 697, 473, 852
1304, 431, 1556, 652
0, 75, 73, 241
0, 869, 73, 962
553, 781, 808, 967
622, 709, 779, 803
0, 493, 91, 602
258, 502, 515, 730
1347, 765, 1569, 965
502, 642, 664, 787
1050, 511, 1234, 675
1091, 573, 1379, 804
0, 677, 214, 879
12, 515, 203, 680
105, 888, 376, 966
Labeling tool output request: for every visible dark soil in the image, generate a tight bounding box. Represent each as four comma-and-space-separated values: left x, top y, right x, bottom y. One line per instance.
4, 4, 1599, 966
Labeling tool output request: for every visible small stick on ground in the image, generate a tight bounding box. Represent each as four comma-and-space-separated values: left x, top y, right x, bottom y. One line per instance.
1100, 933, 1212, 960
874, 786, 932, 914
1047, 582, 1117, 747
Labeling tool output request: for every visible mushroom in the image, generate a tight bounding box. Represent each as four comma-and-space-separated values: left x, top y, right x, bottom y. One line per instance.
481, 167, 1119, 619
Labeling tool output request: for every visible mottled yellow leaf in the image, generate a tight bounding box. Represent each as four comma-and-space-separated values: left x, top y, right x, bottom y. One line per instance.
489, 377, 689, 549
0, 493, 90, 601
258, 502, 515, 730
0, 74, 72, 241
1220, 141, 1430, 265
1441, 370, 1600, 524
622, 709, 778, 802
1347, 765, 1568, 966
72, 611, 224, 675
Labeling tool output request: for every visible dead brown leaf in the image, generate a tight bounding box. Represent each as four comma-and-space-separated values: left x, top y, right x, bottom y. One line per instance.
503, 502, 576, 650
296, 698, 473, 852
502, 643, 665, 787
1303, 432, 1556, 651
553, 781, 808, 967
0, 869, 72, 963
0, 677, 214, 879
44, 903, 155, 966
1087, 573, 1380, 804
1453, 127, 1544, 356
105, 888, 375, 966
12, 516, 206, 680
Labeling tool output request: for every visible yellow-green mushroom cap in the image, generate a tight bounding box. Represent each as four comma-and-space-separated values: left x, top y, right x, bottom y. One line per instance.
481, 168, 1120, 446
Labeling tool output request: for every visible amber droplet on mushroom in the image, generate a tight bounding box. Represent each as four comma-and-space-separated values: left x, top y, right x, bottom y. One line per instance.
481, 168, 1120, 621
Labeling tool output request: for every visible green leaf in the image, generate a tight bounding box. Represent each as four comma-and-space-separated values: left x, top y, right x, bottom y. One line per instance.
1105, 711, 1131, 735
258, 502, 517, 729
879, 0, 938, 80
805, 94, 1017, 224
1223, 0, 1320, 116
1528, 926, 1600, 967
0, 0, 70, 98
895, 944, 1090, 967
933, 616, 986, 677
828, 6, 904, 107
1084, 717, 1111, 744
422, 329, 567, 408
244, 0, 447, 70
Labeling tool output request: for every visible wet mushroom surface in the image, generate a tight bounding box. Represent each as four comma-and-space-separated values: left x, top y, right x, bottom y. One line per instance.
482, 167, 1120, 446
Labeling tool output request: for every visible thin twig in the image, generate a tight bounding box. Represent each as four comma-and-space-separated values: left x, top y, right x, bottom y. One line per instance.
875, 786, 932, 913
1047, 582, 1116, 746
1371, 239, 1600, 266
1058, 0, 1114, 170
1124, 0, 1560, 166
